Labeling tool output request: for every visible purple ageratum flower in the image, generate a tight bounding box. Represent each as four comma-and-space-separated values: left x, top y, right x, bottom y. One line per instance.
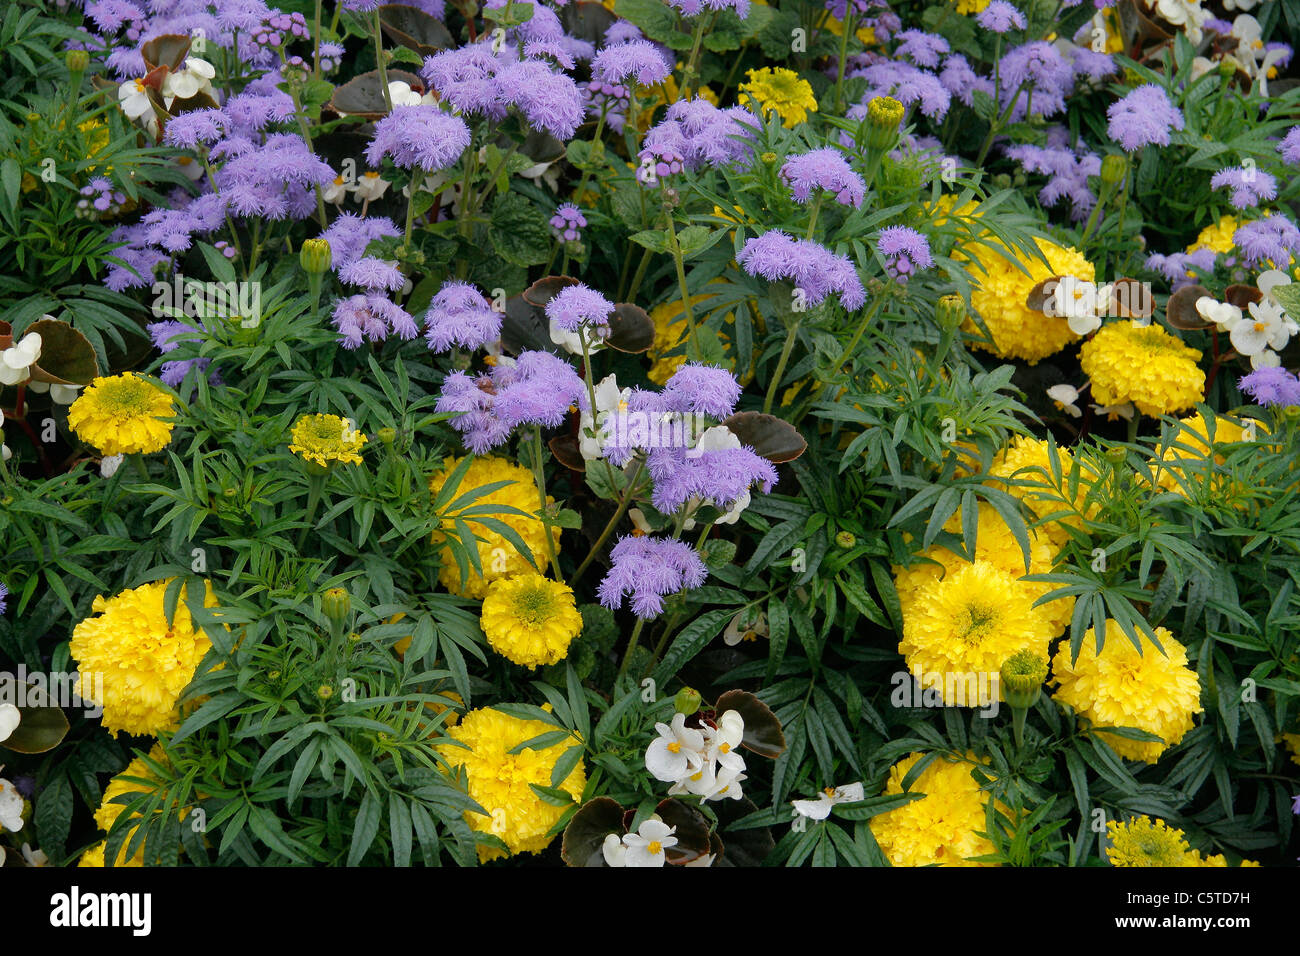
545, 283, 615, 335
1279, 127, 1300, 165
639, 142, 685, 180
1211, 166, 1279, 210
163, 109, 227, 149
1106, 84, 1184, 152
597, 535, 708, 618
319, 213, 402, 271
1069, 47, 1116, 82
550, 203, 587, 242
643, 100, 757, 171
852, 61, 952, 118
938, 54, 995, 108
976, 1, 1026, 33
332, 293, 418, 349
662, 363, 743, 419
1005, 139, 1101, 221
998, 41, 1074, 120
1234, 216, 1300, 269
494, 59, 585, 140
1239, 367, 1300, 408
780, 148, 866, 208
436, 350, 585, 452
425, 280, 501, 352
645, 438, 777, 515
894, 30, 949, 68
591, 38, 671, 87
825, 0, 879, 18
421, 43, 507, 120
875, 226, 933, 283
738, 231, 866, 310
604, 21, 644, 44
339, 256, 405, 293
1144, 250, 1217, 289
365, 106, 471, 172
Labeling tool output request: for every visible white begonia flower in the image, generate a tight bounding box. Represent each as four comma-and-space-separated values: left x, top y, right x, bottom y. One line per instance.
628, 508, 653, 535
1155, 0, 1208, 43
164, 56, 216, 101
1230, 13, 1262, 50
2, 437, 10, 462
22, 844, 48, 867
602, 833, 628, 867
1250, 349, 1281, 370
322, 176, 350, 205
1257, 269, 1293, 312
701, 764, 747, 802
1231, 299, 1291, 357
352, 171, 391, 203
388, 80, 436, 107
580, 374, 630, 461
708, 709, 746, 773
792, 782, 866, 821
669, 759, 716, 798
1223, 0, 1257, 10
176, 154, 206, 181
723, 607, 768, 646
0, 332, 42, 385
645, 712, 706, 783
0, 777, 25, 832
100, 454, 125, 478
1048, 276, 1107, 335
622, 818, 677, 867
26, 380, 81, 405
0, 703, 20, 743
683, 852, 716, 867
1047, 384, 1083, 418
1090, 402, 1135, 422
549, 316, 605, 357
1195, 296, 1242, 331
118, 77, 155, 120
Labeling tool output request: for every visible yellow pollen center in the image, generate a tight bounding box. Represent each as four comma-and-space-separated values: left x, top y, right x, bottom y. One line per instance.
1254, 321, 1267, 332
647, 840, 663, 855
719, 743, 730, 753
667, 741, 681, 753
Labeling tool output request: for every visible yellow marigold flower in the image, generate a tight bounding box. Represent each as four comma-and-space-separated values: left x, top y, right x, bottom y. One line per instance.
78, 744, 170, 867
1105, 816, 1194, 866
962, 238, 1094, 363
899, 561, 1054, 706
1187, 214, 1239, 255
1283, 732, 1300, 767
1148, 413, 1263, 499
1080, 321, 1205, 417
69, 580, 219, 738
67, 372, 176, 456
869, 751, 1002, 867
480, 572, 582, 668
1051, 620, 1203, 763
438, 707, 585, 862
927, 194, 980, 227
988, 436, 1097, 547
893, 503, 1073, 636
288, 413, 367, 468
956, 0, 992, 13
738, 67, 818, 128
647, 287, 735, 385
429, 456, 560, 599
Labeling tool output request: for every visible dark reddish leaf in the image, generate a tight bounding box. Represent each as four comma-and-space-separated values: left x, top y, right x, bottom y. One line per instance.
549, 434, 584, 472
721, 411, 806, 463
1166, 284, 1214, 330
1108, 277, 1154, 318
2, 683, 70, 754
711, 797, 774, 867
523, 275, 580, 308
605, 303, 654, 354
330, 69, 424, 118
27, 319, 100, 386
559, 1, 618, 46
561, 797, 625, 867
1225, 284, 1263, 310
1024, 276, 1064, 313
501, 295, 558, 355
714, 689, 786, 758
141, 35, 191, 73
655, 799, 712, 864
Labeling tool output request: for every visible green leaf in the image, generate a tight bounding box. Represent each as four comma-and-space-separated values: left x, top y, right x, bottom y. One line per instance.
630, 229, 670, 253
653, 608, 735, 683
490, 191, 553, 267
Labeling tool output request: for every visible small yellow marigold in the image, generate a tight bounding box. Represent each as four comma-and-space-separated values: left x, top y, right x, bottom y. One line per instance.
1080, 321, 1205, 417
78, 744, 169, 867
869, 751, 1001, 867
738, 67, 818, 128
1284, 732, 1300, 767
962, 238, 1095, 364
1149, 413, 1262, 500
69, 580, 218, 738
480, 572, 582, 668
288, 413, 367, 468
1187, 214, 1239, 255
1051, 620, 1203, 763
438, 707, 585, 862
67, 372, 175, 456
956, 0, 991, 12
1105, 816, 1194, 867
988, 436, 1097, 547
429, 456, 560, 599
899, 561, 1054, 706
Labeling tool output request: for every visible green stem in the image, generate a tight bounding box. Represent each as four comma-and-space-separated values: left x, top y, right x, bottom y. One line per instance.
572, 457, 645, 584
665, 214, 700, 361
1012, 706, 1027, 750
680, 14, 712, 101
313, 0, 322, 81
297, 471, 326, 550
832, 283, 890, 372
531, 426, 561, 581
764, 314, 802, 415
626, 246, 655, 304
373, 11, 393, 113
616, 617, 647, 682
805, 195, 823, 241
130, 454, 150, 482
833, 12, 854, 114
571, 104, 609, 210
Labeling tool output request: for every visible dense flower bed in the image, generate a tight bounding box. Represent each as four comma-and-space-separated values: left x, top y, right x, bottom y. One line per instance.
0, 0, 1298, 869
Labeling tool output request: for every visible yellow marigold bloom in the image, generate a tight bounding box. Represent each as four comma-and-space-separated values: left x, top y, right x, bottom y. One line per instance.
893, 503, 1073, 636
738, 67, 818, 128
480, 572, 582, 668
1148, 413, 1263, 499
1080, 321, 1205, 417
429, 456, 560, 599
962, 237, 1094, 363
1105, 816, 1194, 867
288, 413, 367, 468
1284, 732, 1300, 767
869, 751, 1002, 867
899, 561, 1054, 705
1051, 620, 1203, 763
927, 193, 980, 227
647, 286, 735, 385
988, 436, 1096, 547
69, 580, 218, 738
78, 744, 170, 867
67, 372, 176, 456
438, 707, 585, 862
956, 0, 991, 13
1187, 214, 1239, 255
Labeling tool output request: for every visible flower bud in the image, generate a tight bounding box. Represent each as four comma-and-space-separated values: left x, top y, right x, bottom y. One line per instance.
317, 683, 334, 700
300, 237, 331, 275
674, 687, 703, 716
322, 587, 350, 627
1283, 406, 1300, 423
1000, 650, 1048, 710
835, 530, 856, 549
66, 49, 90, 74
1218, 58, 1237, 79
1100, 153, 1128, 186
377, 426, 396, 446
936, 294, 966, 333
865, 96, 904, 151
1104, 446, 1128, 465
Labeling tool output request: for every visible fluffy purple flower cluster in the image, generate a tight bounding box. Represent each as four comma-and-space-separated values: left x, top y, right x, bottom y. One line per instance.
76, 177, 128, 219
250, 10, 308, 50
737, 231, 866, 310
1107, 84, 1184, 152
550, 203, 587, 242
780, 148, 866, 208
1239, 367, 1300, 408
1004, 128, 1101, 221
597, 535, 708, 618
339, 257, 405, 293
319, 213, 402, 273
436, 351, 586, 453
332, 294, 418, 349
876, 226, 933, 283
365, 106, 471, 173
1234, 216, 1300, 269
976, 0, 1026, 32
545, 284, 615, 335
1144, 249, 1217, 289
641, 99, 757, 172
146, 317, 217, 389
668, 0, 752, 19
1210, 166, 1279, 210
1279, 127, 1300, 165
424, 281, 501, 353
590, 38, 672, 88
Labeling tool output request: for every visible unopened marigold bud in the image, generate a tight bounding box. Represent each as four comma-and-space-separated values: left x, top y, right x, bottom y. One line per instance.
674, 687, 703, 716
377, 426, 396, 446
66, 49, 90, 74
936, 294, 966, 333
1104, 446, 1128, 465
317, 683, 334, 700
866, 96, 904, 151
835, 530, 856, 549
1000, 650, 1048, 710
322, 587, 350, 626
1100, 153, 1128, 186
300, 237, 331, 275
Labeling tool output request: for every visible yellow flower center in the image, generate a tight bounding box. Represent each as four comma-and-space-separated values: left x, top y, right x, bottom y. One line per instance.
509, 584, 558, 626
667, 741, 681, 754
719, 742, 730, 753
647, 840, 662, 855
